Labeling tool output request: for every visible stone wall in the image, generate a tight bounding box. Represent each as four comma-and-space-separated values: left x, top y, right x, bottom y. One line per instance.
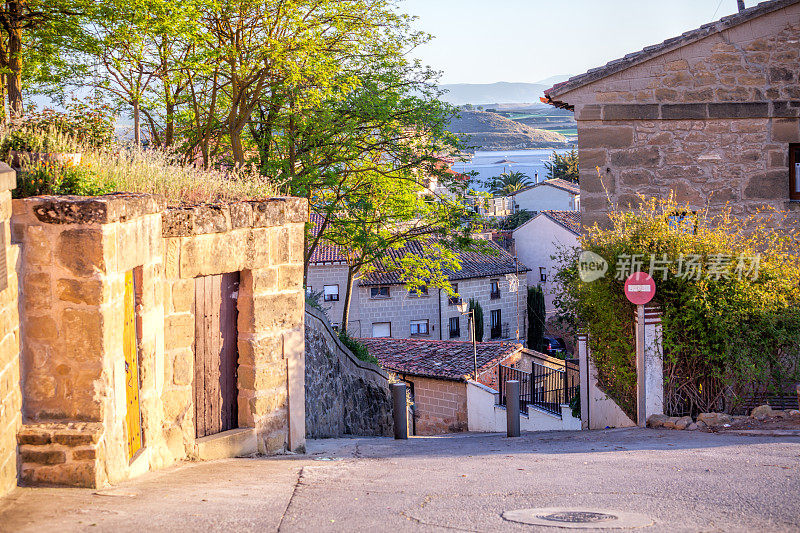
304, 304, 392, 438
0, 164, 20, 497
161, 199, 307, 456
12, 193, 167, 487
307, 265, 528, 342
550, 3, 800, 231
5, 188, 307, 490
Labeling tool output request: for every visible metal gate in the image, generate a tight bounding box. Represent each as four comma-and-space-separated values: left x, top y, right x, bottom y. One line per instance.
194, 272, 240, 438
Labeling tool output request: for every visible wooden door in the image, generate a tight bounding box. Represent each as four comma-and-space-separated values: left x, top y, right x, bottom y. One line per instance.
124, 270, 143, 460
194, 272, 240, 438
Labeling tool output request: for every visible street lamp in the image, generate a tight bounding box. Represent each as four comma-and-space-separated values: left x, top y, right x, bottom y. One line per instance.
457, 300, 478, 380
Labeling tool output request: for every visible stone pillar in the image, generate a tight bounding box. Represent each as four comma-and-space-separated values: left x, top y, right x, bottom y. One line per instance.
576, 331, 590, 430
635, 304, 663, 426
12, 193, 165, 487
0, 163, 20, 497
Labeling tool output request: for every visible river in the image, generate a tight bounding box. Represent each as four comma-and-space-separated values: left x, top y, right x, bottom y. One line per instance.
451, 148, 571, 191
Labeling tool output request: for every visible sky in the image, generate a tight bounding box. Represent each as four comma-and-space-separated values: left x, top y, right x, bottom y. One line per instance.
401, 0, 761, 84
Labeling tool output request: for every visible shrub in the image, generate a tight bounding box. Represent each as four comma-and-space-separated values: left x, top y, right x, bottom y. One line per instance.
469, 298, 484, 342
13, 162, 114, 198
554, 195, 800, 418
338, 330, 379, 365
527, 285, 546, 352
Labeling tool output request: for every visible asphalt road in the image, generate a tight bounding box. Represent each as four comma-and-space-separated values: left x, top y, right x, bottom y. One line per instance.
1, 428, 799, 532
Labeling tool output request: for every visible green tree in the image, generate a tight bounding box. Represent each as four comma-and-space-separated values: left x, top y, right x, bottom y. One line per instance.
485, 170, 531, 196
543, 148, 578, 183
0, 0, 93, 116
469, 298, 484, 342
527, 285, 546, 352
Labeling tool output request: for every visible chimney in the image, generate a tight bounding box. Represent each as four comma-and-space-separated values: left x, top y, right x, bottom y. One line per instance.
737, 0, 746, 12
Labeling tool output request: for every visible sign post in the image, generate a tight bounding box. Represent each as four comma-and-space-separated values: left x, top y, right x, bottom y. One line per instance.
624, 272, 657, 427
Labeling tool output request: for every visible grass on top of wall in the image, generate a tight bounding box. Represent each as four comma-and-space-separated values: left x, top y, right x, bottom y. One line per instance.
12, 147, 279, 205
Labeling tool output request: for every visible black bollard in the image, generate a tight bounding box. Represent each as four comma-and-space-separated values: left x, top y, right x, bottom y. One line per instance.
392, 383, 408, 439
506, 380, 520, 437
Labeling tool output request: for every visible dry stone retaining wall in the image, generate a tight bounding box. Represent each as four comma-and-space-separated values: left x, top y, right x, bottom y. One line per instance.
304, 305, 392, 438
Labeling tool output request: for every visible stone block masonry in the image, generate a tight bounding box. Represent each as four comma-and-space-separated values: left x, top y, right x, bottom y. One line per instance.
547, 3, 800, 233
3, 184, 307, 491
305, 304, 392, 438
0, 163, 20, 498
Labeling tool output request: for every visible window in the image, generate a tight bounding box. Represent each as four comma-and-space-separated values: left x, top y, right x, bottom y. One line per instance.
791, 144, 800, 201
448, 283, 462, 306
306, 285, 313, 295
490, 309, 502, 339
490, 279, 500, 300
370, 286, 391, 299
449, 316, 460, 338
410, 320, 429, 336
411, 285, 428, 296
332, 323, 340, 332
323, 284, 339, 302
539, 267, 547, 283
372, 322, 391, 338
668, 210, 697, 234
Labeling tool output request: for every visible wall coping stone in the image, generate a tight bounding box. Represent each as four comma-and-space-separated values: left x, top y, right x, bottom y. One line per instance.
305, 303, 389, 380
20, 193, 164, 225
0, 162, 16, 192
162, 197, 307, 236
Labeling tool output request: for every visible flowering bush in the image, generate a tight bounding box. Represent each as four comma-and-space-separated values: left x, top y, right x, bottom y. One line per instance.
14, 162, 113, 198
554, 196, 800, 417
0, 100, 116, 157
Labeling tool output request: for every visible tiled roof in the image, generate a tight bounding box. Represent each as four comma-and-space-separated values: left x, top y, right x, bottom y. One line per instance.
308, 213, 531, 282
359, 337, 523, 381
543, 0, 799, 107
512, 178, 579, 196
360, 239, 530, 286
542, 210, 581, 235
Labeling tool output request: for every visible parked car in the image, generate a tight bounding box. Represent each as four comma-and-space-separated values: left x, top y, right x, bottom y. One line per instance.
542, 335, 568, 357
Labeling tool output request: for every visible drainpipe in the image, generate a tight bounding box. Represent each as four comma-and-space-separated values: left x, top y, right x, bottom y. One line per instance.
438, 288, 443, 340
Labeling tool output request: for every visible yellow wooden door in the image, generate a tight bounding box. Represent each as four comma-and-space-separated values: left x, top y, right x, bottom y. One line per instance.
124, 270, 143, 460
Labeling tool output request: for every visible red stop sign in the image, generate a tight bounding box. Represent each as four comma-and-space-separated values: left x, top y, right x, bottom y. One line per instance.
624, 272, 656, 305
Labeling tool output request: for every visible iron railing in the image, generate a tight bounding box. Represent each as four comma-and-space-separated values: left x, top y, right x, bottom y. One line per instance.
498, 355, 580, 419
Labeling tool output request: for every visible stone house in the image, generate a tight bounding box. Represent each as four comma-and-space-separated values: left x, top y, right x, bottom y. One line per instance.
510, 178, 580, 213
307, 229, 530, 343
541, 0, 800, 233
512, 210, 581, 318
358, 337, 525, 434
0, 163, 308, 495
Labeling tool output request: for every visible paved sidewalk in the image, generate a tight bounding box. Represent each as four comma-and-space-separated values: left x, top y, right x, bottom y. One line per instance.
1, 428, 799, 532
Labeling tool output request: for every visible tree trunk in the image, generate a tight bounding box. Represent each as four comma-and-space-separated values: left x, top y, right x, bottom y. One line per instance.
7, 26, 22, 117
341, 266, 357, 332
133, 99, 141, 145
230, 127, 244, 166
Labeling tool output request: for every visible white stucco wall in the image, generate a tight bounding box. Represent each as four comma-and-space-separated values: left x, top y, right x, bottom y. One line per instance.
512, 184, 577, 212
512, 214, 579, 317
466, 381, 581, 432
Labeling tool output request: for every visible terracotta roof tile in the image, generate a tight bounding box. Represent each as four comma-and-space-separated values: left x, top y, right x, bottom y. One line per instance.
511, 178, 579, 196
542, 210, 581, 235
359, 337, 522, 381
308, 213, 531, 282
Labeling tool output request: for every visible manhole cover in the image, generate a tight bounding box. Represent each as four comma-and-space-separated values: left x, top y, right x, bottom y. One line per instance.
541, 511, 618, 523
503, 508, 653, 529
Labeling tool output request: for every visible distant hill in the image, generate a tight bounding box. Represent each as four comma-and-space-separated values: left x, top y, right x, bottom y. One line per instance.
438, 78, 573, 106
438, 82, 548, 106
447, 110, 568, 151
